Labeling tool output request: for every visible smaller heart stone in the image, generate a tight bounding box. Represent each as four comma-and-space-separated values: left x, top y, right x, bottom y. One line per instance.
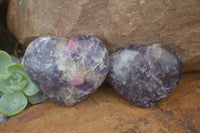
108, 44, 183, 108
24, 35, 109, 106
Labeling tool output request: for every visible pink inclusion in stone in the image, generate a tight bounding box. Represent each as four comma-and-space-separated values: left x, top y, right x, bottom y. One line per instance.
67, 38, 80, 52
73, 77, 84, 85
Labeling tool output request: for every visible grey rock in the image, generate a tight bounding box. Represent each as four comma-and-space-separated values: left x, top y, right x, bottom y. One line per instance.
24, 35, 109, 107
108, 44, 183, 108
0, 112, 7, 124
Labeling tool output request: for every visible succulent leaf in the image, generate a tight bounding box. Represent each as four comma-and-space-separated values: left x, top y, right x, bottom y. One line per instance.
0, 75, 14, 93
0, 50, 43, 116
10, 80, 27, 91
0, 50, 13, 74
7, 63, 27, 77
23, 76, 39, 96
27, 92, 46, 104
0, 91, 27, 116
21, 57, 24, 66
4, 72, 27, 91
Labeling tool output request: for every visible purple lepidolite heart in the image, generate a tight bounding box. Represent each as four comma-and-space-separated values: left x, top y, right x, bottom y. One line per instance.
24, 35, 109, 106
108, 44, 183, 108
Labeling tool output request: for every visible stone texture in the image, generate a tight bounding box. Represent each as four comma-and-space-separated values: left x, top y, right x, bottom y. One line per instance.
108, 44, 183, 107
0, 73, 200, 133
7, 0, 200, 72
24, 35, 109, 107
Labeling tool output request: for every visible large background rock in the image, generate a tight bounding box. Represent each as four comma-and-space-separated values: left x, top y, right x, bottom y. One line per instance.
7, 0, 200, 72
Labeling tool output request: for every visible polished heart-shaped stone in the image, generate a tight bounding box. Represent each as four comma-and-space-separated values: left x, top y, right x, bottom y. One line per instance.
24, 35, 109, 106
108, 44, 183, 108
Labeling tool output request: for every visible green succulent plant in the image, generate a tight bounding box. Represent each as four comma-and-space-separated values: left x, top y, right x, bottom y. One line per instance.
0, 50, 41, 116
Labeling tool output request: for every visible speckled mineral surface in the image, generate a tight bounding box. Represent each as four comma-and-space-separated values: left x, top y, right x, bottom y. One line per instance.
108, 44, 183, 108
24, 35, 109, 106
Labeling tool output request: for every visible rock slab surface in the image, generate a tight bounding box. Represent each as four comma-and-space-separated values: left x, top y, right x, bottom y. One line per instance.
0, 73, 200, 133
7, 0, 200, 72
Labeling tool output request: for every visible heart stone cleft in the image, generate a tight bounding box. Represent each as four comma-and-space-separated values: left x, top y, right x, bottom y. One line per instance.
108, 44, 183, 108
24, 35, 109, 107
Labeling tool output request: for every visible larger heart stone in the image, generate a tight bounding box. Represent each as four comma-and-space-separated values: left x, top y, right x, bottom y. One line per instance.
107, 44, 183, 108
24, 35, 109, 106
